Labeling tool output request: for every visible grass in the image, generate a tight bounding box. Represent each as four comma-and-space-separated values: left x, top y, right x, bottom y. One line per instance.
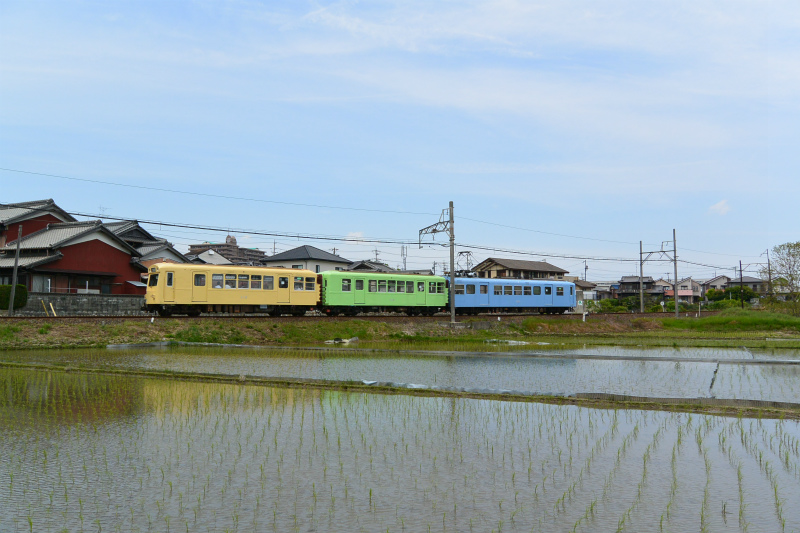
662, 309, 800, 333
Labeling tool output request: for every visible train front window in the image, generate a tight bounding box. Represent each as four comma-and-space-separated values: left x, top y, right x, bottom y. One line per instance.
342, 279, 352, 292
238, 275, 249, 289
212, 274, 223, 288
570, 286, 574, 295
194, 274, 206, 287
294, 277, 304, 290
251, 275, 262, 290
225, 274, 236, 289
305, 277, 315, 291
148, 274, 159, 287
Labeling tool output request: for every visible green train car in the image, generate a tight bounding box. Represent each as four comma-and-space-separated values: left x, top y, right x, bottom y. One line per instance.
320, 271, 448, 316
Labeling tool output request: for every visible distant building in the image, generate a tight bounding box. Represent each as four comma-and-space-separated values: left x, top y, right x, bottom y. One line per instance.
187, 249, 233, 265
261, 245, 351, 273
346, 260, 433, 276
728, 276, 768, 295
472, 258, 568, 280
188, 235, 266, 264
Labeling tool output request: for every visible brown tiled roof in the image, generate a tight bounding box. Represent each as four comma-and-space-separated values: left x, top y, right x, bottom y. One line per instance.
474, 258, 568, 274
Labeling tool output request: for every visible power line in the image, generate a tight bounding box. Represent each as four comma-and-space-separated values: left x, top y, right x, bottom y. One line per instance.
458, 216, 646, 245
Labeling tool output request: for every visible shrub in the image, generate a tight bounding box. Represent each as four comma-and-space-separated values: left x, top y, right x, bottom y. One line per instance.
0, 285, 28, 310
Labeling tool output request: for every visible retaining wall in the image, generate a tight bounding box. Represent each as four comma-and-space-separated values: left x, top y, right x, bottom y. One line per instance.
15, 292, 148, 316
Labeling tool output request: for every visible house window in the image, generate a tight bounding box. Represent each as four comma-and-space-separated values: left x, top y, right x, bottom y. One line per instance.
238, 275, 249, 289
263, 276, 274, 290
455, 284, 465, 295
211, 274, 223, 288
494, 285, 502, 295
504, 286, 512, 295
292, 265, 303, 269
514, 286, 522, 296
544, 287, 552, 295
523, 286, 531, 296
356, 280, 364, 291
557, 287, 564, 296
480, 285, 488, 294
305, 277, 315, 291
194, 274, 206, 287
467, 285, 476, 295
316, 265, 320, 273
294, 277, 304, 290
342, 279, 352, 292
250, 275, 262, 290
225, 274, 237, 289
166, 272, 174, 287
369, 280, 377, 292
278, 277, 288, 289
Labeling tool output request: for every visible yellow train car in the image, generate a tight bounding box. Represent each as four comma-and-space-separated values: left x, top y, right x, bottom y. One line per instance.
144, 263, 319, 316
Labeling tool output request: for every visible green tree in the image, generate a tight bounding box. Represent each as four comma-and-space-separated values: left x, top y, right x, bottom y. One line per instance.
0, 285, 28, 310
763, 241, 800, 315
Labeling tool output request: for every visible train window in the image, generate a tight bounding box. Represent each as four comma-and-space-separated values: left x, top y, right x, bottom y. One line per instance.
294, 277, 304, 290
466, 285, 475, 294
263, 276, 274, 290
534, 286, 541, 295
212, 274, 223, 288
480, 285, 488, 294
523, 286, 531, 296
397, 281, 405, 293
407, 281, 414, 293
417, 282, 425, 293
278, 277, 288, 289
238, 275, 249, 289
494, 285, 502, 295
437, 282, 445, 294
342, 279, 352, 292
148, 274, 159, 287
557, 287, 564, 296
378, 280, 387, 292
305, 277, 315, 291
356, 280, 364, 291
166, 272, 174, 287
514, 286, 522, 296
504, 286, 512, 295
388, 280, 396, 293
570, 286, 574, 295
369, 280, 377, 292
429, 282, 436, 294
545, 286, 552, 295
455, 284, 465, 295
225, 274, 236, 289
251, 275, 262, 290
194, 274, 206, 287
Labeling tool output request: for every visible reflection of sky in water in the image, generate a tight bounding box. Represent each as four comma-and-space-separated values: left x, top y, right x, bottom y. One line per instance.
1, 370, 799, 533
2, 347, 798, 402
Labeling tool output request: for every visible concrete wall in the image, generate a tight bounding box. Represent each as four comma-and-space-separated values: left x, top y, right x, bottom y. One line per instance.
15, 292, 148, 316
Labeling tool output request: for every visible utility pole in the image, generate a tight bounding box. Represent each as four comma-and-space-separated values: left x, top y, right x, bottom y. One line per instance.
673, 229, 679, 318
763, 249, 773, 296
639, 241, 644, 313
419, 201, 456, 324
401, 245, 407, 271
373, 249, 380, 263
584, 260, 588, 282
7, 225, 22, 316
739, 260, 745, 309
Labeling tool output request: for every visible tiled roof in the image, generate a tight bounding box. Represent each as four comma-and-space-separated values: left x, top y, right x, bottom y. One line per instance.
729, 276, 764, 284
0, 199, 76, 225
0, 220, 140, 256
620, 276, 654, 283
137, 239, 190, 262
0, 252, 62, 269
265, 245, 351, 264
474, 258, 568, 274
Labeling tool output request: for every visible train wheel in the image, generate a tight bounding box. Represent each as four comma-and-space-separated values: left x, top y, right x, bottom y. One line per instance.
187, 309, 201, 317
268, 307, 282, 317
157, 308, 172, 317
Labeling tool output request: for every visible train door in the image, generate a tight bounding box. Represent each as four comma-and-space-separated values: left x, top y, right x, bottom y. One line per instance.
416, 281, 426, 305
544, 285, 553, 306
277, 276, 290, 304
479, 284, 489, 307
354, 278, 365, 305
192, 271, 208, 302
164, 271, 175, 302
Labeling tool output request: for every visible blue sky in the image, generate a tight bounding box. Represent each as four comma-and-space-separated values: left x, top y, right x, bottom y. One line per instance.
2, 1, 798, 281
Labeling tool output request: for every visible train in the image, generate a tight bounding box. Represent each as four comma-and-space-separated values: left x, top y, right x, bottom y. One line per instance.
143, 263, 576, 316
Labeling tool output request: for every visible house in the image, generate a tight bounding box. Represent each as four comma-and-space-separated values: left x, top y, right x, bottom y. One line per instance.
260, 245, 351, 273
471, 258, 568, 280
590, 281, 617, 300
0, 199, 76, 247
0, 220, 147, 294
104, 220, 189, 268
698, 275, 731, 297
728, 276, 768, 295
662, 277, 701, 303
616, 276, 655, 299
346, 260, 433, 276
188, 235, 266, 265
188, 249, 233, 265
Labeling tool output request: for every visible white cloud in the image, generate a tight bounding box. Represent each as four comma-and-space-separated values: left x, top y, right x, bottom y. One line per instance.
709, 200, 731, 215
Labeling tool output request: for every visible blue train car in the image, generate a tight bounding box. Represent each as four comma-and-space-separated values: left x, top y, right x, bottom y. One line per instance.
453, 277, 576, 315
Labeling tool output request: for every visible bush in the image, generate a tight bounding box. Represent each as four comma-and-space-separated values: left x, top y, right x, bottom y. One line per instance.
0, 285, 28, 310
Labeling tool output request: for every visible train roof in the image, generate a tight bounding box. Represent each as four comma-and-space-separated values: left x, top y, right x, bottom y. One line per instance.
147, 262, 316, 275
454, 277, 575, 286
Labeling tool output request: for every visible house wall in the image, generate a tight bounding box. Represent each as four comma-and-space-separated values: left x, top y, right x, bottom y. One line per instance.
14, 292, 147, 316
261, 260, 347, 273
0, 214, 64, 247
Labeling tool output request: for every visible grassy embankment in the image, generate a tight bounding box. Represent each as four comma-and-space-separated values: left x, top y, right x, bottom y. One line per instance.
1, 309, 799, 350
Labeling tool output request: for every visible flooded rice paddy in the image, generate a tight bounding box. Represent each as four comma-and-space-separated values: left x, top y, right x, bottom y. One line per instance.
1, 345, 799, 403
2, 369, 800, 533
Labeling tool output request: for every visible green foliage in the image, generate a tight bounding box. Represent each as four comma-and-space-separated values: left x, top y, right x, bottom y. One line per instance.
0, 285, 28, 310
0, 325, 21, 340
662, 309, 800, 332
174, 324, 247, 344
38, 324, 52, 335
587, 299, 627, 313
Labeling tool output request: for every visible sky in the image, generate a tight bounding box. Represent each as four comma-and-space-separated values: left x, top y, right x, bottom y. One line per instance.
1, 0, 798, 281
